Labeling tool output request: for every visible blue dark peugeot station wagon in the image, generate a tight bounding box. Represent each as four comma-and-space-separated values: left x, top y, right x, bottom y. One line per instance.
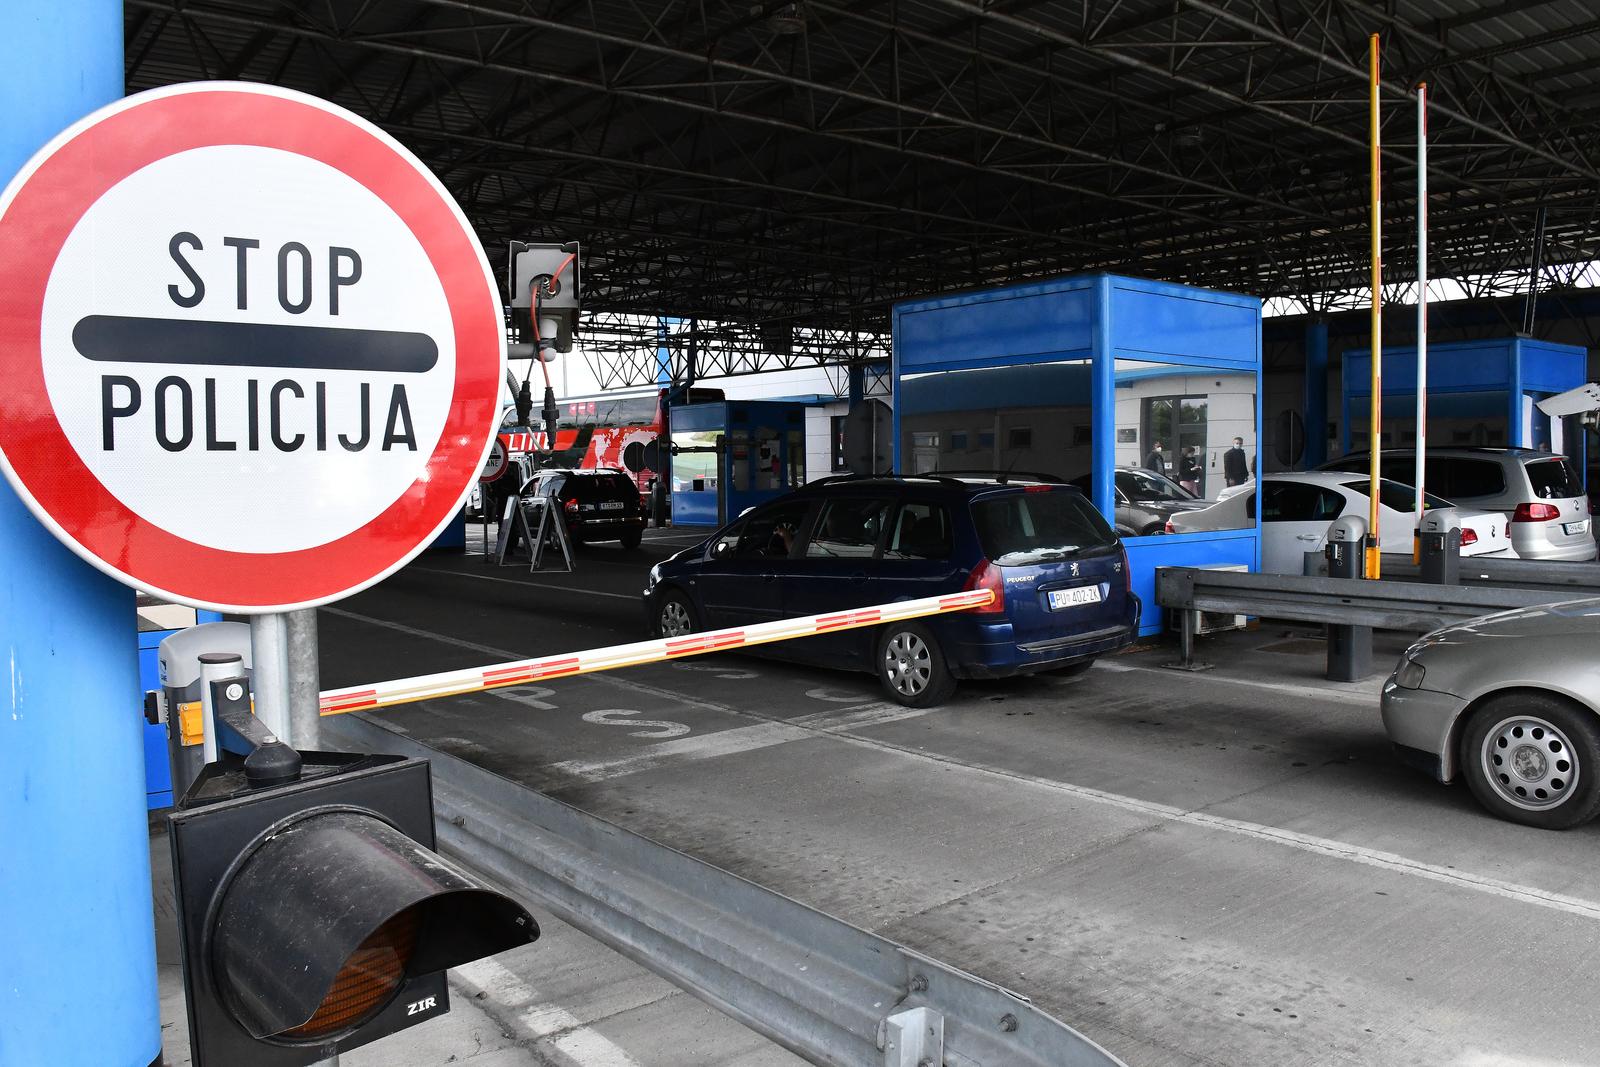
642, 474, 1141, 706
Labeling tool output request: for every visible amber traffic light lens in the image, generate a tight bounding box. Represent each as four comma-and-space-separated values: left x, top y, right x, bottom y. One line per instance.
282, 909, 420, 1040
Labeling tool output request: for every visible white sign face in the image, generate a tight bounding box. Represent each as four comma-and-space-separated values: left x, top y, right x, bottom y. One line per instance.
480, 438, 510, 483
0, 83, 505, 612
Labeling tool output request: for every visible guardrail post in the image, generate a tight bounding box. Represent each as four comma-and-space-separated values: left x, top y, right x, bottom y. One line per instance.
880, 1006, 944, 1067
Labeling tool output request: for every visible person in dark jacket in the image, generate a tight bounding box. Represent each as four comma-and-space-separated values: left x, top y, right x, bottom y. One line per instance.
1145, 441, 1167, 476
1178, 446, 1201, 496
1223, 436, 1249, 487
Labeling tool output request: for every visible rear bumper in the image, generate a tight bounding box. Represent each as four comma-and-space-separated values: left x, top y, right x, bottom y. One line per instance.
1509, 534, 1598, 562
943, 595, 1141, 679
570, 515, 645, 539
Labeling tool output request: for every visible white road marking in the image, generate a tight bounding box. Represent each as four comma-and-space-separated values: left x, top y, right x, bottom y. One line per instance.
412, 565, 639, 601
1096, 659, 1383, 706
455, 958, 643, 1067
804, 685, 874, 703
326, 606, 1600, 921
549, 702, 926, 781
581, 708, 691, 739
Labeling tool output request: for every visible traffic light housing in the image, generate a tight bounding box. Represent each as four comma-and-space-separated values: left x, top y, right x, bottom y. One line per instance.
167, 664, 538, 1065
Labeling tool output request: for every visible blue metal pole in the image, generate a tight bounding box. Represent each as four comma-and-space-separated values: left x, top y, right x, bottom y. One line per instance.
1090, 276, 1115, 523
0, 5, 160, 1067
1304, 319, 1330, 468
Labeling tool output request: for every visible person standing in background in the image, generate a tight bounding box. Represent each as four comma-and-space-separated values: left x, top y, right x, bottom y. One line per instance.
1178, 446, 1201, 496
1145, 441, 1167, 476
1224, 436, 1250, 487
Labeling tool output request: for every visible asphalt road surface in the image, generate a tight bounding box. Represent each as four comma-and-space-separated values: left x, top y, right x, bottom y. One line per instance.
312, 529, 1600, 1067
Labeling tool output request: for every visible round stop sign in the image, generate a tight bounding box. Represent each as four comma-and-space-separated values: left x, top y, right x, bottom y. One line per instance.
0, 83, 505, 612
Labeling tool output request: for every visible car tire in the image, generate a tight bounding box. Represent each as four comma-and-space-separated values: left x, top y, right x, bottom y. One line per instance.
1053, 657, 1097, 678
620, 528, 643, 550
875, 622, 957, 708
1459, 692, 1600, 830
653, 590, 698, 639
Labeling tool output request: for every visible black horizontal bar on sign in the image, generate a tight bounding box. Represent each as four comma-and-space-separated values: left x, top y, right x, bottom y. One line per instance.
72, 315, 439, 373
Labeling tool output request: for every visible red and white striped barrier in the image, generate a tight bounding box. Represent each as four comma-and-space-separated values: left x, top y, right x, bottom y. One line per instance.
319, 588, 995, 716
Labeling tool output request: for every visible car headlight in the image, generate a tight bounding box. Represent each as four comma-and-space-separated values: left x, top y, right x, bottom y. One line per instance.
1393, 657, 1426, 690
647, 564, 662, 586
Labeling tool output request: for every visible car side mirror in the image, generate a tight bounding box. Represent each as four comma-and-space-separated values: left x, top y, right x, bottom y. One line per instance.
710, 540, 731, 559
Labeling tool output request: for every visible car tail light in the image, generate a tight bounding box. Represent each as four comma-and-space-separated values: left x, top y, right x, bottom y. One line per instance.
1513, 502, 1561, 522
963, 560, 1006, 614
1024, 484, 1052, 493
1119, 544, 1132, 592
564, 498, 579, 513
1459, 528, 1478, 547
1163, 520, 1176, 535
1590, 498, 1598, 516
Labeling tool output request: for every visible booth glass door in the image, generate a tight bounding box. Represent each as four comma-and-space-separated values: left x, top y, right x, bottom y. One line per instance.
1144, 396, 1209, 496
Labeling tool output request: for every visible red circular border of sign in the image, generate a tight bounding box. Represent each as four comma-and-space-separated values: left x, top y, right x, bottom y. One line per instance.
0, 86, 501, 610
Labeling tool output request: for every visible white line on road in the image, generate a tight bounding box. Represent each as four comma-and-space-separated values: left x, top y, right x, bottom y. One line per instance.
455, 957, 643, 1067
412, 566, 639, 601
327, 607, 1600, 922
1096, 660, 1383, 706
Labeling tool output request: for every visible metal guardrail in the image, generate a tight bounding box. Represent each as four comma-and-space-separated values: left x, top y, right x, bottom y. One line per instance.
1155, 566, 1577, 673
1379, 554, 1600, 596
326, 712, 1127, 1067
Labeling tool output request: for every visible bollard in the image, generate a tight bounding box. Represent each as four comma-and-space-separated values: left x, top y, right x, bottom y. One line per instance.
1417, 507, 1462, 585
1323, 515, 1373, 681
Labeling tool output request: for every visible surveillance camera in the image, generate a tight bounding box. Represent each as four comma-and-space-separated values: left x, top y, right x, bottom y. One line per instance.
1535, 383, 1600, 419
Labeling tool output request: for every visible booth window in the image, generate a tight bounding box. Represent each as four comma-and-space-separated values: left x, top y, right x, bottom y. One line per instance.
830, 415, 848, 471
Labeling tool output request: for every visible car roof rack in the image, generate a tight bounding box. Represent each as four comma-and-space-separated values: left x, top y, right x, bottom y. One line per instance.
924, 468, 1066, 485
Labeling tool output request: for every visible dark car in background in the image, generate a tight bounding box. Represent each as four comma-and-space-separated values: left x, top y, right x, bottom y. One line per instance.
642, 474, 1141, 706
522, 467, 645, 548
1072, 467, 1211, 537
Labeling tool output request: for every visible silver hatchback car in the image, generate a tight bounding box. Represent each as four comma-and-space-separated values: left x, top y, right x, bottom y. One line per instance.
1381, 598, 1600, 829
1321, 448, 1595, 561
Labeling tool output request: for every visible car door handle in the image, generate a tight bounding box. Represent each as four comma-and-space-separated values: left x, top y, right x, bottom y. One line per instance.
762, 572, 777, 582
1296, 533, 1321, 541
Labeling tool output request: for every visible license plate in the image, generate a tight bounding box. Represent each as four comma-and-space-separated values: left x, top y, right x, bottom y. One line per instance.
599, 501, 625, 511
1048, 586, 1103, 609
1564, 520, 1589, 536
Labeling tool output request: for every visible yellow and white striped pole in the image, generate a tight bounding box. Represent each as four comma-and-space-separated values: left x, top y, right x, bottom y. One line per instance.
319, 589, 996, 716
1367, 32, 1384, 580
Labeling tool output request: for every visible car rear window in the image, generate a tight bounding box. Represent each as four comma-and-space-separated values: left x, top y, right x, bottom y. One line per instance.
970, 490, 1116, 565
1525, 457, 1583, 500
568, 473, 634, 501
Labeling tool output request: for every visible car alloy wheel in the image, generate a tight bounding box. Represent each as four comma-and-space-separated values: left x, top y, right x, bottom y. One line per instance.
1460, 692, 1600, 829
883, 631, 932, 697
658, 598, 694, 638
1478, 714, 1579, 812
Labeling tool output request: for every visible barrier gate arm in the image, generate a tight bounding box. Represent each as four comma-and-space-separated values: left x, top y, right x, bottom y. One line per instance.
319, 589, 994, 716
325, 711, 1128, 1067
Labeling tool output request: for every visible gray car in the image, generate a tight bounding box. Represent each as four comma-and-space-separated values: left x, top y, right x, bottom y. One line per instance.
1073, 467, 1211, 537
1381, 598, 1600, 829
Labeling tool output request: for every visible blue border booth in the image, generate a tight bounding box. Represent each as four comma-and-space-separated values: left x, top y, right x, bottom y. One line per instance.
892, 274, 1263, 636
1342, 338, 1588, 476
669, 400, 808, 526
